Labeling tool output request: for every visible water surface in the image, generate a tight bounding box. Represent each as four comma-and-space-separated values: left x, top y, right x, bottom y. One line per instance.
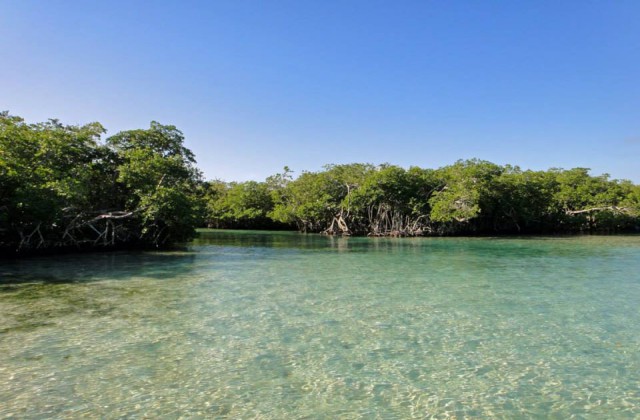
1, 231, 640, 418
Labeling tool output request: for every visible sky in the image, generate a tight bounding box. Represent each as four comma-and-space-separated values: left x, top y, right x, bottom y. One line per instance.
2, 1, 639, 182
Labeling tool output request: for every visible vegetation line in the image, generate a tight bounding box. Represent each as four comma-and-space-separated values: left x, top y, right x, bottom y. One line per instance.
2, 113, 639, 256
204, 163, 640, 236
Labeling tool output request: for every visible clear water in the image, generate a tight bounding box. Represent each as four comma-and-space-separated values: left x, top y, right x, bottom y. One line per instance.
1, 231, 640, 418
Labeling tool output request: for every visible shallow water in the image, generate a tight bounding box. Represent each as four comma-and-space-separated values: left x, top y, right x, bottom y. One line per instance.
1, 231, 640, 418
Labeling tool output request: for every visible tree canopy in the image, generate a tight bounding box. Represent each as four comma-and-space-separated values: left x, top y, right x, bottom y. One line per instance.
0, 113, 202, 255
204, 160, 640, 236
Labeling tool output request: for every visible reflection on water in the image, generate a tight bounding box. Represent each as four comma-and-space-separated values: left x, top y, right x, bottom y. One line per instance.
1, 230, 640, 418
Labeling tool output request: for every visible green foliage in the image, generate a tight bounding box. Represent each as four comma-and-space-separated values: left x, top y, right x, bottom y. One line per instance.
0, 114, 202, 254
269, 164, 375, 232
427, 160, 502, 233
345, 166, 437, 234
491, 168, 558, 232
0, 113, 107, 244
269, 171, 340, 231
106, 122, 203, 245
240, 160, 640, 236
205, 181, 281, 229
622, 183, 640, 214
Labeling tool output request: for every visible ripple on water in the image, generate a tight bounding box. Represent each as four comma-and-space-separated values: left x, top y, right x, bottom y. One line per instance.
1, 232, 640, 418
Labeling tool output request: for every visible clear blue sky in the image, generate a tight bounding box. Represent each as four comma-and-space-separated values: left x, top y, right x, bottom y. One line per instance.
2, 1, 639, 182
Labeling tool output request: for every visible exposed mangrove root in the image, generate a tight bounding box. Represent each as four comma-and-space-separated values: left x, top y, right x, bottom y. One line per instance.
320, 204, 429, 237
18, 223, 45, 250
322, 213, 351, 236
9, 208, 172, 253
366, 204, 427, 237
566, 206, 631, 215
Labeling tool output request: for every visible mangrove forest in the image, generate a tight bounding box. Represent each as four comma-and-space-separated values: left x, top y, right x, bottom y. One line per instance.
2, 113, 640, 256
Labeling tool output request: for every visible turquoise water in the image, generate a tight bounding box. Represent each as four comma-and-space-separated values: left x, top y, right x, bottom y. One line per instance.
1, 231, 640, 418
